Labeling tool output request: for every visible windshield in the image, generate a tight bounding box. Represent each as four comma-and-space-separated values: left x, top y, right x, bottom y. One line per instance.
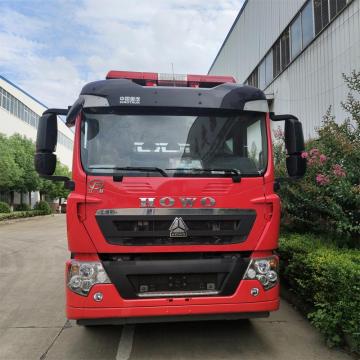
81, 110, 267, 177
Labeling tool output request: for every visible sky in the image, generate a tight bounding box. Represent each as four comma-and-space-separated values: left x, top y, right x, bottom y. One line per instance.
0, 0, 243, 108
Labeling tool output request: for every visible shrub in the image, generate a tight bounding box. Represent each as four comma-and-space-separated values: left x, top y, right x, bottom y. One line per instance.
279, 233, 360, 351
0, 201, 11, 213
33, 200, 51, 214
274, 71, 360, 244
0, 210, 49, 221
14, 203, 31, 211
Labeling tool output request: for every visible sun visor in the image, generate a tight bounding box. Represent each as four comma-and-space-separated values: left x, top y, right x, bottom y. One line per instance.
66, 80, 268, 125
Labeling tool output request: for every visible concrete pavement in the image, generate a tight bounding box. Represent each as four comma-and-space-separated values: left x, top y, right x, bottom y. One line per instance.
0, 215, 353, 360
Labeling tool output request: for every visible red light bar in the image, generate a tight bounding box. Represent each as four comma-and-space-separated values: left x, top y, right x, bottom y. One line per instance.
106, 71, 158, 81
105, 70, 236, 88
187, 74, 236, 84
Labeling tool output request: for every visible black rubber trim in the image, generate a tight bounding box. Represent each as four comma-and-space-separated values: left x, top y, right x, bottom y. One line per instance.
77, 312, 269, 325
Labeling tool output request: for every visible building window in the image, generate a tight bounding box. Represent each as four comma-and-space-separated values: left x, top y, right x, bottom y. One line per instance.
259, 59, 266, 89
5, 92, 10, 111
314, 0, 330, 34
281, 28, 291, 69
9, 94, 14, 114
0, 86, 67, 145
302, 1, 314, 47
19, 102, 24, 121
247, 68, 258, 87
265, 50, 273, 86
243, 0, 351, 90
291, 14, 302, 59
330, 0, 347, 19
273, 39, 281, 77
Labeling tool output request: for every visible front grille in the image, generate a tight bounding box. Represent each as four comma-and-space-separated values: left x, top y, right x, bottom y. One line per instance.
96, 208, 256, 246
114, 219, 241, 232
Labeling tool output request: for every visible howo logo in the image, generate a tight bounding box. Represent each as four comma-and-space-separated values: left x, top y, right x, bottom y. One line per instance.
169, 217, 188, 237
139, 197, 216, 208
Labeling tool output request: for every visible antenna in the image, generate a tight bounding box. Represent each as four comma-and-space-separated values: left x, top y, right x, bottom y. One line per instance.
171, 62, 175, 87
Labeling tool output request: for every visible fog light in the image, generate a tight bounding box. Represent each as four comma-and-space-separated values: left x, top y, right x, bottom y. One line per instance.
251, 288, 259, 296
93, 292, 103, 302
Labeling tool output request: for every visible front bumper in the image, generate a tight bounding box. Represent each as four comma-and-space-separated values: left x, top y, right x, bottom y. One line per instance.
67, 280, 279, 323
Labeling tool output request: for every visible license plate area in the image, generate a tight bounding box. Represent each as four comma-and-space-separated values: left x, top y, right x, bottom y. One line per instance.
128, 273, 225, 297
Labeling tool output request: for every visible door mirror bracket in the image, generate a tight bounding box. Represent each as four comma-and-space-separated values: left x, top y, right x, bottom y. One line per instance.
40, 175, 75, 191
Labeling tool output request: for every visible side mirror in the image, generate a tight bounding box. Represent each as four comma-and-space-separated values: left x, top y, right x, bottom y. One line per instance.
271, 113, 306, 179
284, 119, 306, 178
35, 113, 58, 176
285, 118, 305, 154
34, 108, 75, 190
34, 153, 57, 176
286, 154, 306, 178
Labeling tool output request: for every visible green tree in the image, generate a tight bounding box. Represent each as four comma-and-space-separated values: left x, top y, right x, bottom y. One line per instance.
39, 160, 71, 205
8, 134, 40, 204
0, 134, 22, 196
274, 71, 360, 244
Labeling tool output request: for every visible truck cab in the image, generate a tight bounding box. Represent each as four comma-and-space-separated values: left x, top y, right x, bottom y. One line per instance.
35, 71, 306, 325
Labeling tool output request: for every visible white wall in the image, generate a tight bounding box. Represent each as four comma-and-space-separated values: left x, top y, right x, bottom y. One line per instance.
210, 0, 305, 82
265, 0, 360, 138
210, 0, 360, 138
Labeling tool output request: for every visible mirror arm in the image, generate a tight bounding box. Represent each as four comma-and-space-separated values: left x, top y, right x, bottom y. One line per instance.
275, 176, 302, 183
40, 175, 75, 191
269, 113, 299, 122
41, 175, 69, 181
43, 108, 69, 116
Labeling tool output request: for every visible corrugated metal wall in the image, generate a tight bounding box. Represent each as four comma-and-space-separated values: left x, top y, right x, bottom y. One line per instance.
209, 0, 360, 138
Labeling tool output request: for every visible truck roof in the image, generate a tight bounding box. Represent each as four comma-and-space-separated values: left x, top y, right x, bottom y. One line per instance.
65, 71, 268, 126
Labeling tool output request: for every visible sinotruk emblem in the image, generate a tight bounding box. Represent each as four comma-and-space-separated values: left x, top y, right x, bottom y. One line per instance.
169, 217, 188, 238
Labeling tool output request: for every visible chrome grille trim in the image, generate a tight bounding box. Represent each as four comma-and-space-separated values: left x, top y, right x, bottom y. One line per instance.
137, 290, 219, 298
96, 208, 254, 216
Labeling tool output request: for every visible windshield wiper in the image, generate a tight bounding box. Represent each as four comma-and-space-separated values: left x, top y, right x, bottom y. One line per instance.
166, 168, 241, 183
89, 166, 168, 177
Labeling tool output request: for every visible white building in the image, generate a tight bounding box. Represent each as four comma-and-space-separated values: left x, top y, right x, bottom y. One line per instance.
209, 0, 360, 138
0, 75, 74, 207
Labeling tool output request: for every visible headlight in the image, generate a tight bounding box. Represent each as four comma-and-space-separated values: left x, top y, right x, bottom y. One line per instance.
67, 260, 111, 296
244, 256, 279, 290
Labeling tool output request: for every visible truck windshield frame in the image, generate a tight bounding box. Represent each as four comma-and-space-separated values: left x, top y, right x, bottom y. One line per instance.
80, 108, 268, 178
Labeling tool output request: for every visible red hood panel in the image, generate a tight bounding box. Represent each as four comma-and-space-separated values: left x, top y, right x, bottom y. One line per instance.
81, 176, 267, 253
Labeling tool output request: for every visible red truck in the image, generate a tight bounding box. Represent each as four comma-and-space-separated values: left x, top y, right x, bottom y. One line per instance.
35, 71, 306, 325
